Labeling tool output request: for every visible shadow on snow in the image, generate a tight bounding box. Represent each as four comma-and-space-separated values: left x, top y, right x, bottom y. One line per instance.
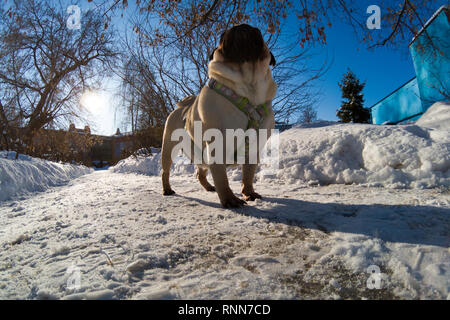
179, 194, 450, 248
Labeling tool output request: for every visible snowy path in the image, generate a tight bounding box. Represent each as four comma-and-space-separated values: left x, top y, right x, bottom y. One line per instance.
0, 170, 449, 299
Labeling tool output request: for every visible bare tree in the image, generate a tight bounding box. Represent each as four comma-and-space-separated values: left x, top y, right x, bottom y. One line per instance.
297, 105, 318, 124
0, 0, 117, 153
113, 0, 329, 128
97, 0, 443, 128
267, 29, 328, 121
115, 32, 180, 131
97, 0, 441, 50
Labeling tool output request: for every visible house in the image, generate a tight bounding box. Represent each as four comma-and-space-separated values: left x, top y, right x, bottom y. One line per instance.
89, 128, 136, 167
370, 5, 449, 124
53, 125, 161, 167
90, 127, 163, 167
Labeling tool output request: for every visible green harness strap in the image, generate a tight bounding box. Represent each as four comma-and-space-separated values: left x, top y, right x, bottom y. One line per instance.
208, 78, 269, 129
207, 78, 271, 162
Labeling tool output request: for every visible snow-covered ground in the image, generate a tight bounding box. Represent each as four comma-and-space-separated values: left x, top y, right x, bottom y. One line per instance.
0, 102, 448, 300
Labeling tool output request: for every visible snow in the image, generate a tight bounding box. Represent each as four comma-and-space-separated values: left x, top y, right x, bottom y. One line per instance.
0, 151, 93, 202
416, 101, 450, 132
261, 101, 449, 189
111, 153, 194, 177
0, 172, 448, 299
269, 122, 449, 189
0, 102, 449, 300
111, 102, 450, 190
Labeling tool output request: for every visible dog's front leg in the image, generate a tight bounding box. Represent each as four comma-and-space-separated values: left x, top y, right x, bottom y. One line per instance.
241, 164, 262, 201
209, 164, 246, 208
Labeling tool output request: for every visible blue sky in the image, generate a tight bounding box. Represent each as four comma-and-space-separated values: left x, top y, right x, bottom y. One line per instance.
309, 17, 416, 122
82, 1, 442, 135
283, 0, 444, 123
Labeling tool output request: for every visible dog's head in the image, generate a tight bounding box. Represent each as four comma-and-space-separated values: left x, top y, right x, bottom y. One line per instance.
209, 24, 276, 66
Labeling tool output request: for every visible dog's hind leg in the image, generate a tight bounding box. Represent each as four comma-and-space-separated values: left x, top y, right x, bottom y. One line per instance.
161, 111, 185, 196
241, 164, 262, 201
196, 166, 215, 192
161, 139, 176, 196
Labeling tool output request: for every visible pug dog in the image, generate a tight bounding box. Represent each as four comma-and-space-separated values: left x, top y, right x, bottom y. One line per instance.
161, 24, 277, 208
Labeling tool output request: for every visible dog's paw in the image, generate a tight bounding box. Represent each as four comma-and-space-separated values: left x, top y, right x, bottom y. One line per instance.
242, 191, 262, 201
221, 194, 246, 208
163, 189, 176, 196
205, 186, 216, 192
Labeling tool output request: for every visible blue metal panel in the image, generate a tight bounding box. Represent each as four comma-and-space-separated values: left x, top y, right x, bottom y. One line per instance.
410, 7, 450, 112
370, 6, 449, 124
371, 78, 422, 124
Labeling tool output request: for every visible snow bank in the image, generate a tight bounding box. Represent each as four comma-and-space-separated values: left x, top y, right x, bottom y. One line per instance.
110, 153, 195, 176
0, 151, 92, 201
111, 102, 449, 189
416, 101, 450, 132
259, 101, 449, 189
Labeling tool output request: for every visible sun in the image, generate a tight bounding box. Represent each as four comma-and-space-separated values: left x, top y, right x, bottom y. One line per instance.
80, 91, 109, 115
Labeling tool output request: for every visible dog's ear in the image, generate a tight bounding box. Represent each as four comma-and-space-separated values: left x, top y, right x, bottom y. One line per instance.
209, 47, 217, 61
219, 30, 226, 43
270, 52, 276, 66
209, 31, 226, 61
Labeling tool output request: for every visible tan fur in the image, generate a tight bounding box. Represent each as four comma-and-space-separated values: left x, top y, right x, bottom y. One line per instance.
161, 46, 277, 208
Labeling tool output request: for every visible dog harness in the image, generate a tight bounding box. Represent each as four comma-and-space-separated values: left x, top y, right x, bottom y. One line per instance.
207, 78, 270, 129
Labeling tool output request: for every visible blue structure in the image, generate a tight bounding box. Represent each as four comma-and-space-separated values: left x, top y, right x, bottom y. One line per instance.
371, 5, 450, 124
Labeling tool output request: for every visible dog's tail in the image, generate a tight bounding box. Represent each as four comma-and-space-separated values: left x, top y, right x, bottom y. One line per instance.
177, 95, 197, 123
176, 95, 197, 109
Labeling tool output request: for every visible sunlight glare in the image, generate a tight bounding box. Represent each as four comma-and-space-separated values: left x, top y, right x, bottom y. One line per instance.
80, 91, 109, 116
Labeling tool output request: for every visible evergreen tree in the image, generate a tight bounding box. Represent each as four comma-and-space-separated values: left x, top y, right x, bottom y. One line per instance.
337, 70, 371, 123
